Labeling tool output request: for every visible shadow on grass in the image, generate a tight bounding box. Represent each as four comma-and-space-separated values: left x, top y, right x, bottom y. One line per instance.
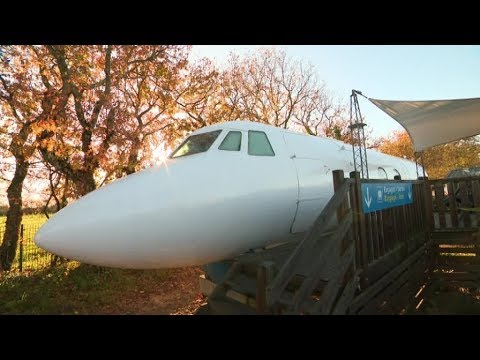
0, 262, 168, 315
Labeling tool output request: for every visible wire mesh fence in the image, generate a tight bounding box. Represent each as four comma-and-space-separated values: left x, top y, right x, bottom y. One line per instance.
0, 220, 56, 273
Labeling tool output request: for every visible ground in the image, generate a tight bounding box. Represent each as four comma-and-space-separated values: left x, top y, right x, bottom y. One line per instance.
0, 263, 207, 315
100, 267, 207, 315
3, 261, 480, 314
1, 214, 207, 315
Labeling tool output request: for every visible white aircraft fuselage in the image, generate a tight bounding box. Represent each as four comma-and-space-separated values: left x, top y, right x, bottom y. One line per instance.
34, 121, 421, 269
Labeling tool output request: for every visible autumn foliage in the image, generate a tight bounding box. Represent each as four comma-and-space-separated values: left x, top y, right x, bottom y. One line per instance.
377, 131, 480, 179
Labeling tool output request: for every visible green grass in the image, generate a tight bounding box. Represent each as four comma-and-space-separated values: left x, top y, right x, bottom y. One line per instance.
0, 214, 176, 315
0, 213, 49, 227
0, 214, 51, 271
0, 261, 169, 314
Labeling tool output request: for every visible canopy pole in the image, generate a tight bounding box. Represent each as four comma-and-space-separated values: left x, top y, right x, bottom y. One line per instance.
349, 90, 369, 179
414, 151, 427, 179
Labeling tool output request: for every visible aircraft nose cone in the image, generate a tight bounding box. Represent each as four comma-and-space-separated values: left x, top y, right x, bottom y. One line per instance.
32, 153, 293, 269
33, 166, 189, 268
34, 211, 94, 260
34, 222, 58, 254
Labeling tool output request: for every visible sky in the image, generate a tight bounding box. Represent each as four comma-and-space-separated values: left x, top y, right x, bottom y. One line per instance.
191, 45, 480, 139
2, 45, 480, 206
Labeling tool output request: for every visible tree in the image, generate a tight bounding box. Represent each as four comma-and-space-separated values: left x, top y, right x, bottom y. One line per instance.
377, 130, 480, 179
168, 48, 348, 149
225, 48, 325, 129
0, 45, 189, 270
115, 46, 188, 176
167, 58, 237, 146
0, 46, 54, 269
31, 45, 189, 195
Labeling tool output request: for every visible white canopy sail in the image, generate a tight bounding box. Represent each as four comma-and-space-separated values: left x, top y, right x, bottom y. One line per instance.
369, 97, 480, 152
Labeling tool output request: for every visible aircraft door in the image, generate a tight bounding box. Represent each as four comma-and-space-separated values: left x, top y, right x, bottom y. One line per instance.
290, 159, 334, 233
283, 133, 336, 234
227, 130, 299, 245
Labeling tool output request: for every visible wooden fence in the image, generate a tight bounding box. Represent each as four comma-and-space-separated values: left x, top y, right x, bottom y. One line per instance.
264, 170, 429, 314
427, 176, 480, 230
349, 175, 429, 314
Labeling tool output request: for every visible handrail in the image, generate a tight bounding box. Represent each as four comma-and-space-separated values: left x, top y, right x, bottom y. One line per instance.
267, 177, 354, 305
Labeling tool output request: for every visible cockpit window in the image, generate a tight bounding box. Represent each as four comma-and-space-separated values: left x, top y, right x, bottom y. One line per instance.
218, 131, 242, 151
248, 131, 275, 156
170, 130, 222, 158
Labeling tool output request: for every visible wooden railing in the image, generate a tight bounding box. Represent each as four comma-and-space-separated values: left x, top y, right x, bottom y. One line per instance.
204, 169, 432, 314
348, 176, 429, 314
426, 176, 480, 230
265, 170, 430, 314
356, 178, 427, 285
266, 170, 357, 314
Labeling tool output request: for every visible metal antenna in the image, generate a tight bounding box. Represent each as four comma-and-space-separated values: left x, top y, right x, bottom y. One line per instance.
349, 90, 369, 179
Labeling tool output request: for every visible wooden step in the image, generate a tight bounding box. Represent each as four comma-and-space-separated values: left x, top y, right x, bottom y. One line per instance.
433, 247, 477, 254
225, 274, 258, 297
434, 264, 480, 272
430, 272, 480, 281
194, 304, 213, 315
432, 238, 479, 245
208, 298, 257, 315
429, 279, 480, 290
435, 255, 479, 265
430, 230, 478, 242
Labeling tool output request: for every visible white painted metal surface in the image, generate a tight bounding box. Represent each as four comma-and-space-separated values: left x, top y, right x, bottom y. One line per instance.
34, 121, 422, 269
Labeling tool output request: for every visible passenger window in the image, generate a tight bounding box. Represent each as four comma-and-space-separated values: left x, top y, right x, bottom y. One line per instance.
378, 167, 388, 179
218, 131, 242, 151
248, 131, 275, 156
393, 169, 402, 180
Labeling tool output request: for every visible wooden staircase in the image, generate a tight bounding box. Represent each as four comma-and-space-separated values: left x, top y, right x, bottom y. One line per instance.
428, 229, 480, 288
403, 229, 480, 314
202, 171, 359, 315
198, 171, 480, 315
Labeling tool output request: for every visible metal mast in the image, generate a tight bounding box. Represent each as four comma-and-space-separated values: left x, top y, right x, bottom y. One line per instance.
349, 90, 369, 179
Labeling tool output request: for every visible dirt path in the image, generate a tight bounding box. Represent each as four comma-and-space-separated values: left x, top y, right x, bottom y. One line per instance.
99, 267, 207, 315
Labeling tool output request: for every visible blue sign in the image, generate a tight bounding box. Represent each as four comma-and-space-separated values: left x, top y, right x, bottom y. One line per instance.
361, 182, 413, 213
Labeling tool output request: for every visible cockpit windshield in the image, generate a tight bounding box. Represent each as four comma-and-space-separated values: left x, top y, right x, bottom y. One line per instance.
170, 130, 222, 158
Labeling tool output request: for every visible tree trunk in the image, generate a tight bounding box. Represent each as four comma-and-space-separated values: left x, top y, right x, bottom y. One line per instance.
72, 170, 97, 197
124, 137, 141, 175
0, 159, 29, 271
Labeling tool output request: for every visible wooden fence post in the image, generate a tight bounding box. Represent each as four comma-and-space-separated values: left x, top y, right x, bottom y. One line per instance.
350, 171, 369, 287
333, 170, 346, 221
256, 261, 276, 314
333, 170, 350, 254
421, 177, 434, 231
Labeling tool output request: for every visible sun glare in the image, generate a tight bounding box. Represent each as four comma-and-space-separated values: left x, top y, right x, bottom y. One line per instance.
151, 146, 172, 176
152, 147, 170, 164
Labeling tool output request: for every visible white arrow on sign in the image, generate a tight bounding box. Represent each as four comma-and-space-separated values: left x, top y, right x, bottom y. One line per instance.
365, 187, 372, 208
408, 187, 412, 200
